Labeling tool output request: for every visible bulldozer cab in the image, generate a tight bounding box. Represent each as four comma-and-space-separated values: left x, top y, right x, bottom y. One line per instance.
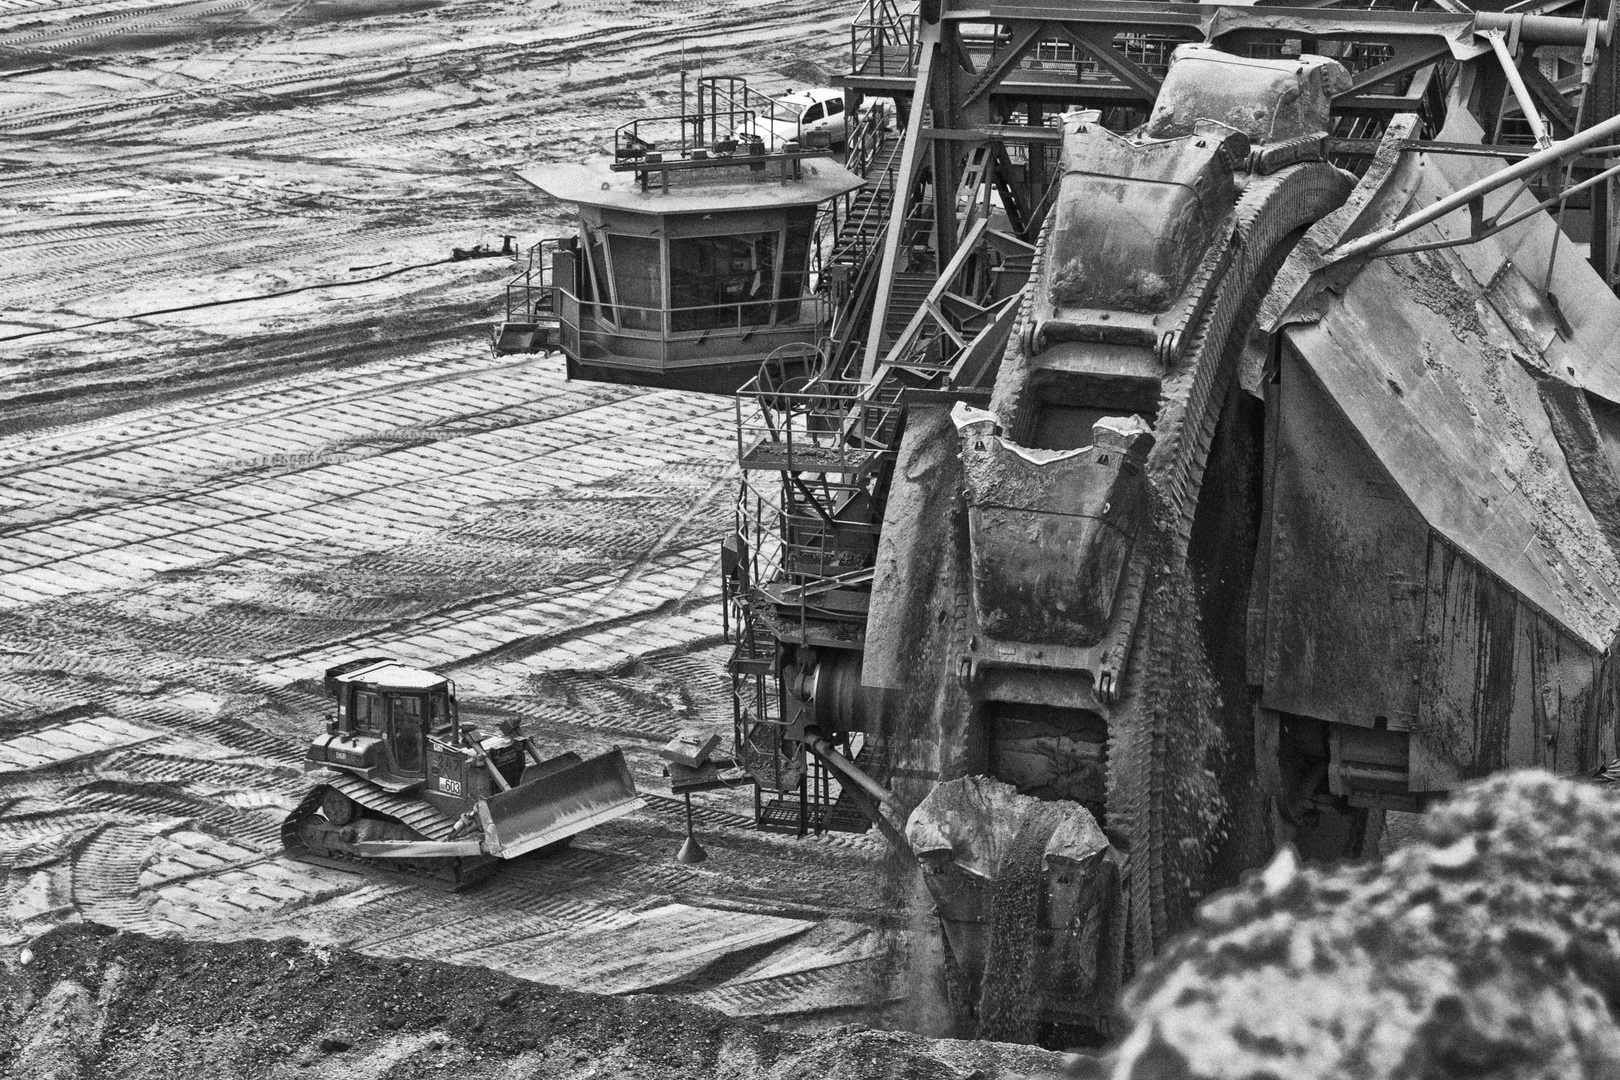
325, 658, 457, 782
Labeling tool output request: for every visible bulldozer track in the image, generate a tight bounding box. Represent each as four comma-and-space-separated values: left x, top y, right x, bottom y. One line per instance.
72, 822, 176, 934
0, 813, 114, 858
0, 0, 172, 22
0, 394, 730, 610
0, 382, 634, 535
280, 777, 496, 891
259, 547, 722, 686
688, 959, 898, 1017
0, 384, 721, 507
4, 215, 238, 251
641, 792, 757, 831
0, 346, 550, 477
5, 220, 447, 310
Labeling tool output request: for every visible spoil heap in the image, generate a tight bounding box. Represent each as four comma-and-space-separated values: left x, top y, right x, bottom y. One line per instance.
1106, 770, 1620, 1079
1, 923, 1064, 1080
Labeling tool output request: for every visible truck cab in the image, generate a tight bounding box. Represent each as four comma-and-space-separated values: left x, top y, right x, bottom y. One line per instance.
759, 88, 849, 149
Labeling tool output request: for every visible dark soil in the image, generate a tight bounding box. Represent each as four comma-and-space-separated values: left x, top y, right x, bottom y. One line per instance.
0, 923, 1067, 1080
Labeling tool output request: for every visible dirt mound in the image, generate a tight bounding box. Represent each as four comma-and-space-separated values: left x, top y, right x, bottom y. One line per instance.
0, 923, 1065, 1080
1105, 770, 1620, 1079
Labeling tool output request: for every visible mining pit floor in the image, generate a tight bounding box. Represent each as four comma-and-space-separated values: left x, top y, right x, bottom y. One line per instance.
0, 0, 918, 1038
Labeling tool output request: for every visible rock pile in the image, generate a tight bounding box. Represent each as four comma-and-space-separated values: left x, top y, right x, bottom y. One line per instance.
1104, 770, 1620, 1079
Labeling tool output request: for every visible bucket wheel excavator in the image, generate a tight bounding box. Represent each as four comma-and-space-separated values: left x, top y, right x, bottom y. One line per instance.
737, 46, 1361, 1039
518, 0, 1620, 1045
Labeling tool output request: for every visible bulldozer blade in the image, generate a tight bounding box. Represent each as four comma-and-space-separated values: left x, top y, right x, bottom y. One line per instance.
477, 747, 642, 858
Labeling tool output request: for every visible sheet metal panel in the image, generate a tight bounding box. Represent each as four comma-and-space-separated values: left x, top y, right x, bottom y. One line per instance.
1414, 535, 1619, 786
1269, 107, 1620, 781
1261, 345, 1427, 728
1280, 251, 1620, 651
1425, 110, 1620, 409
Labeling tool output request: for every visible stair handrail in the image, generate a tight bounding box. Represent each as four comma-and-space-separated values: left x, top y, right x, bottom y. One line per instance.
850, 0, 917, 78
828, 164, 896, 270
846, 100, 892, 180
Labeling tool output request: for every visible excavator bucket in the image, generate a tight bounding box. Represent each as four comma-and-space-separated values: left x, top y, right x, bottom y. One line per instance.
476, 747, 642, 858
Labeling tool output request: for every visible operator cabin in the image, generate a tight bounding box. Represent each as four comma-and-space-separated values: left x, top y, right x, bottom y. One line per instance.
517, 138, 862, 393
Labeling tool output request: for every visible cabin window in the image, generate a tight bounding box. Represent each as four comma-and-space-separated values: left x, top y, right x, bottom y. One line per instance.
777, 220, 812, 322
669, 232, 778, 332
583, 228, 614, 323
391, 695, 425, 773
354, 691, 385, 733
609, 234, 663, 332
827, 98, 844, 115
429, 691, 455, 737
802, 103, 824, 123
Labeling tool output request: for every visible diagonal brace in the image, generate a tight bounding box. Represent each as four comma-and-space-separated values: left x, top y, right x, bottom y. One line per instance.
1335, 40, 1451, 100
1054, 24, 1161, 101
962, 21, 1047, 107
1517, 56, 1580, 135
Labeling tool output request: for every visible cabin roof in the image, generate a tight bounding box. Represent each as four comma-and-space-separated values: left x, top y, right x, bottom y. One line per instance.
336, 661, 448, 691
518, 155, 864, 216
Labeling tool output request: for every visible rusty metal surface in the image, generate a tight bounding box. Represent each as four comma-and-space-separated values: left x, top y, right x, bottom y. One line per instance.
957, 409, 1154, 649
905, 776, 1123, 1037
1264, 109, 1620, 787
1143, 44, 1347, 144
862, 405, 966, 694
1259, 345, 1428, 731
1277, 146, 1620, 653
1414, 535, 1619, 786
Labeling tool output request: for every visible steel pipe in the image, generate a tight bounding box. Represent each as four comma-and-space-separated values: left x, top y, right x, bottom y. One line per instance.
805, 734, 903, 811
1485, 30, 1552, 149
1328, 107, 1620, 264
1474, 10, 1610, 47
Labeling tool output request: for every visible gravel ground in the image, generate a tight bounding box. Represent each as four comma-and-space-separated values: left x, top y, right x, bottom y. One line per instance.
1, 0, 846, 424
0, 0, 916, 1036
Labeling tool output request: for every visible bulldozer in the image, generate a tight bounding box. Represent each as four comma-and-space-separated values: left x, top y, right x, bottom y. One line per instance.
282, 657, 643, 889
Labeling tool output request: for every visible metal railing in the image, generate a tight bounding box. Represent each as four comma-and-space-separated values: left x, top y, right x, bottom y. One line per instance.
555, 278, 825, 334
613, 76, 781, 163
735, 372, 898, 472
844, 98, 893, 180
552, 285, 830, 371
1028, 32, 1181, 83
612, 74, 857, 167
502, 239, 560, 324
733, 364, 901, 614
850, 0, 918, 78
